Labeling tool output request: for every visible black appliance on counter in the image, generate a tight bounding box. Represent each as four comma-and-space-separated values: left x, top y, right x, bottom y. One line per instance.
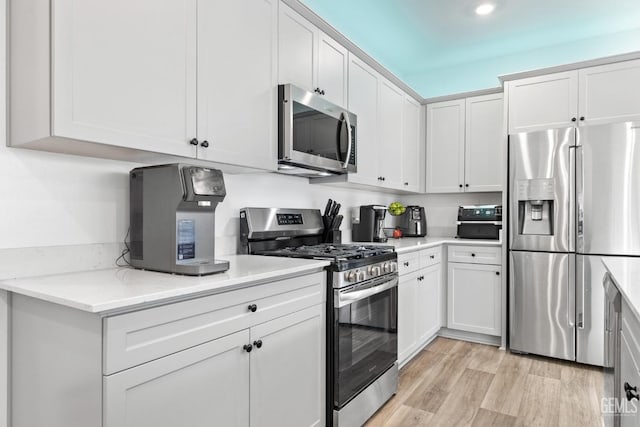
457, 205, 502, 240
397, 206, 427, 237
240, 207, 398, 427
352, 205, 388, 243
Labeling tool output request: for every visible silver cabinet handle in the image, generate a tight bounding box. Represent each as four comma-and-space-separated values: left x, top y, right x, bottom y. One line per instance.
342, 112, 353, 170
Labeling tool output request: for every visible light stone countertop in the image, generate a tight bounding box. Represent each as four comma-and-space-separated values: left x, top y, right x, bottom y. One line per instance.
602, 257, 640, 321
356, 236, 503, 254
0, 255, 330, 314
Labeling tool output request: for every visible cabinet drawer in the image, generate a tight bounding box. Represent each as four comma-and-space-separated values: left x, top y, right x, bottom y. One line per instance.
421, 247, 441, 268
448, 245, 501, 265
398, 251, 421, 275
103, 272, 325, 375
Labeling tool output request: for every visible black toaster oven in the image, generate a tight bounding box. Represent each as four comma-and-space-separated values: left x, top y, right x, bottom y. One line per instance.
457, 205, 502, 240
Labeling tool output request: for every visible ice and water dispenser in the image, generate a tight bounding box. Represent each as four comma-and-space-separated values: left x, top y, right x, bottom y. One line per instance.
129, 164, 230, 276
516, 179, 555, 236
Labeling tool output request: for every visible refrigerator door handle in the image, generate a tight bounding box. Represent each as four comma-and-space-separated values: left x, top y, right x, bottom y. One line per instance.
575, 145, 584, 253
568, 144, 576, 253
568, 254, 576, 328
576, 256, 585, 329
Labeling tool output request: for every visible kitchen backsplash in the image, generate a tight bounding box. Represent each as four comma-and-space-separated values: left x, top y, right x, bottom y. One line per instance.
403, 192, 502, 237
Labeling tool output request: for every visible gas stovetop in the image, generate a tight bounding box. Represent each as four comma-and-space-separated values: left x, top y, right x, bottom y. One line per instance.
256, 243, 394, 262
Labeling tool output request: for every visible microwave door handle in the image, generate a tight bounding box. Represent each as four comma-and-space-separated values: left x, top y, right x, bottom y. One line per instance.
342, 112, 353, 169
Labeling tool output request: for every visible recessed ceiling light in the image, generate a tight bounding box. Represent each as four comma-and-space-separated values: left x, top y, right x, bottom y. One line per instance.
475, 3, 495, 15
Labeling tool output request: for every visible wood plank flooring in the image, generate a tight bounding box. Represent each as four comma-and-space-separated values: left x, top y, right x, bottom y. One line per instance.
366, 338, 604, 427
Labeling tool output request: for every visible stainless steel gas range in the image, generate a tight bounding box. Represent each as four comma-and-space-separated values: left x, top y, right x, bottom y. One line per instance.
240, 207, 399, 427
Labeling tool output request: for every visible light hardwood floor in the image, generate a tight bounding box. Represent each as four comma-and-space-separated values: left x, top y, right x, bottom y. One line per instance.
366, 338, 604, 427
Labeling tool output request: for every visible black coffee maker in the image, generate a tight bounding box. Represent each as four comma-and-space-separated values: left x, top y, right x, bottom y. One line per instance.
352, 205, 388, 242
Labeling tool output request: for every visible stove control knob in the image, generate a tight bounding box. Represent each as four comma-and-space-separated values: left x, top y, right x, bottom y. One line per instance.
390, 262, 398, 272
356, 270, 365, 281
345, 271, 357, 282
382, 262, 391, 273
372, 266, 381, 277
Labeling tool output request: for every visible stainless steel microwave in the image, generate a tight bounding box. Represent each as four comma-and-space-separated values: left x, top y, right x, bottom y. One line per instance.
278, 84, 357, 177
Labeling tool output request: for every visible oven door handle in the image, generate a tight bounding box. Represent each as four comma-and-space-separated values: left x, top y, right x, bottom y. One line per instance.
336, 276, 399, 308
456, 221, 503, 225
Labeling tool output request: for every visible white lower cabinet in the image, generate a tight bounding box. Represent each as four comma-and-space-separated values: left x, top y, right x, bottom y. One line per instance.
398, 248, 442, 366
250, 305, 325, 427
104, 304, 325, 427
447, 259, 501, 336
398, 270, 419, 364
104, 331, 251, 427
10, 272, 326, 427
620, 299, 640, 426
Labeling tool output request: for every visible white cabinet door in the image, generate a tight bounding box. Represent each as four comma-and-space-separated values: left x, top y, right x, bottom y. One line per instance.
52, 0, 197, 157
278, 2, 317, 92
447, 263, 501, 336
402, 97, 422, 192
196, 0, 277, 170
398, 271, 419, 365
417, 263, 441, 344
620, 330, 640, 427
579, 59, 640, 127
378, 79, 405, 189
465, 93, 504, 192
250, 305, 325, 427
317, 33, 348, 108
348, 54, 380, 187
103, 330, 250, 427
507, 71, 578, 134
426, 99, 465, 193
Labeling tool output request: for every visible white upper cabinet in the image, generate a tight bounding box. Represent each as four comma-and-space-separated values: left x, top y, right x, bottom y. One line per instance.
402, 97, 423, 193
278, 1, 347, 107
507, 71, 578, 134
346, 54, 380, 187
426, 99, 465, 193
578, 59, 640, 126
465, 93, 504, 192
426, 94, 504, 193
319, 54, 423, 193
197, 0, 277, 170
507, 59, 640, 134
11, 0, 279, 170
278, 2, 317, 92
50, 0, 198, 157
317, 33, 349, 108
378, 80, 405, 189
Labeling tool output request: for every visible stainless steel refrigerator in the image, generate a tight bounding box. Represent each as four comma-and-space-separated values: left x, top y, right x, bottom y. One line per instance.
509, 122, 640, 366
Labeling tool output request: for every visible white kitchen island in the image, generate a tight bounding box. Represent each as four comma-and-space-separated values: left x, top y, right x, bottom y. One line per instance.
0, 255, 330, 427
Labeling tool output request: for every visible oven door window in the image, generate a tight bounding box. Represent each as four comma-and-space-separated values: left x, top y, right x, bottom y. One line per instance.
334, 285, 398, 408
292, 102, 349, 162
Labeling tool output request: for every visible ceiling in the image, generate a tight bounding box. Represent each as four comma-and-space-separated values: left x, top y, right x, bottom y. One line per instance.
300, 0, 640, 97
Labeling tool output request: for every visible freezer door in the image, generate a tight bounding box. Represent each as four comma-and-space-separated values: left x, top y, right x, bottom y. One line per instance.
509, 128, 575, 252
578, 122, 640, 255
510, 251, 575, 360
576, 255, 605, 366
